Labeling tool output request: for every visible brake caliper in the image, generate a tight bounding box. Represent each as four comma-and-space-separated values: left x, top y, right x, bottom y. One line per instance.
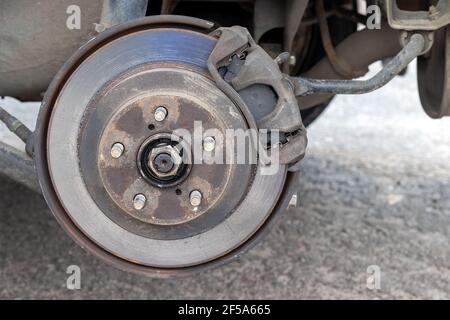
207, 26, 307, 167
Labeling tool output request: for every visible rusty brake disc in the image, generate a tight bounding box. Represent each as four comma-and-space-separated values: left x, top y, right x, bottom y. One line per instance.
35, 16, 292, 276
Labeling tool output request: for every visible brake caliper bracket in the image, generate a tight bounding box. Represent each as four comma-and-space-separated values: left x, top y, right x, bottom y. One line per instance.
207, 26, 307, 166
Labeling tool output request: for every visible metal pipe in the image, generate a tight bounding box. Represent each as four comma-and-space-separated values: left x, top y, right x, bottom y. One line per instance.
293, 33, 426, 96
0, 106, 32, 143
297, 26, 403, 109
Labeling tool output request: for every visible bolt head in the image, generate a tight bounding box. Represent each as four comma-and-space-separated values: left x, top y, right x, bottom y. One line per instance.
189, 190, 202, 207
203, 136, 216, 152
148, 145, 183, 178
154, 106, 167, 122
133, 194, 147, 210
110, 143, 124, 159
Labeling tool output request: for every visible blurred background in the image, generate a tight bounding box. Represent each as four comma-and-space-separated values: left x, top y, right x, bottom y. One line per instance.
1, 61, 450, 299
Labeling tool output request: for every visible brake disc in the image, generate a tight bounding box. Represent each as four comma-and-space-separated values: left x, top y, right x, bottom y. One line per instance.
35, 16, 296, 275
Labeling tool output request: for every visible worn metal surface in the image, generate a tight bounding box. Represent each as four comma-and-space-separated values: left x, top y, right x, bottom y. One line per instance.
418, 25, 450, 118
297, 26, 402, 110
386, 0, 450, 31
208, 26, 307, 165
284, 0, 309, 60
35, 16, 289, 275
293, 33, 426, 96
80, 66, 252, 233
98, 0, 148, 30
0, 0, 143, 101
33, 15, 219, 274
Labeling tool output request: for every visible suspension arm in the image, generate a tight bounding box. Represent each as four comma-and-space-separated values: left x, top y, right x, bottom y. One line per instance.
291, 33, 427, 96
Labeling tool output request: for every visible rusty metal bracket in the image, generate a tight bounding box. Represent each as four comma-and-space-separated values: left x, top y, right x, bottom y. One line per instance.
207, 26, 307, 165
386, 0, 450, 31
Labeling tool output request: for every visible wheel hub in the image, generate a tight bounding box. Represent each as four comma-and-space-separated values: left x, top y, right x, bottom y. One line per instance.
88, 70, 252, 228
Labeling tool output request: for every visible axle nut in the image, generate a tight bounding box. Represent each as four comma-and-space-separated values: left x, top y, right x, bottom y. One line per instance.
153, 153, 175, 173
148, 145, 183, 178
